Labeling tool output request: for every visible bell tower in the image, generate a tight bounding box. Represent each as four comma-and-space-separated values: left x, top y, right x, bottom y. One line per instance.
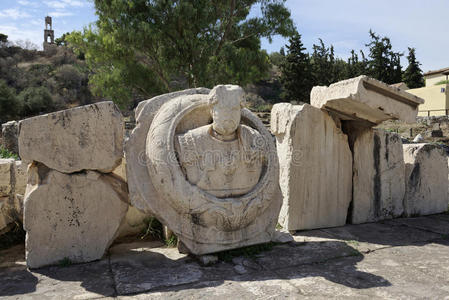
43, 16, 55, 51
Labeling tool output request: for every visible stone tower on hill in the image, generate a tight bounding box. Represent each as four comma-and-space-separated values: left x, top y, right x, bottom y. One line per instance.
43, 16, 55, 51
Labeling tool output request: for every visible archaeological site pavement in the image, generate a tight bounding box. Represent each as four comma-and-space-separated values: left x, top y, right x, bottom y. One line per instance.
1, 214, 449, 299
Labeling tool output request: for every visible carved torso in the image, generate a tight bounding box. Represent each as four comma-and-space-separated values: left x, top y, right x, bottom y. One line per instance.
176, 124, 264, 198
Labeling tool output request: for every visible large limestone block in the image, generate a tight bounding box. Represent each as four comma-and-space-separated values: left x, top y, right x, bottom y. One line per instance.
351, 128, 405, 224
19, 101, 124, 173
403, 144, 449, 216
311, 76, 424, 125
24, 164, 128, 268
271, 103, 352, 231
0, 159, 13, 197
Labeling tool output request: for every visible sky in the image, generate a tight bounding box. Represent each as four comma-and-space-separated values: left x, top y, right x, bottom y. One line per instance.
0, 0, 447, 72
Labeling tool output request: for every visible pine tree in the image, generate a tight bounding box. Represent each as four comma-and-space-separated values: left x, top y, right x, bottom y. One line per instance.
366, 30, 403, 84
280, 34, 313, 103
402, 47, 424, 88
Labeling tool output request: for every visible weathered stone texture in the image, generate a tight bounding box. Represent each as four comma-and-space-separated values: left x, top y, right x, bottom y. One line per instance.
1, 120, 19, 155
271, 103, 352, 231
403, 144, 449, 216
0, 159, 14, 198
311, 76, 424, 124
13, 160, 27, 196
24, 164, 128, 268
19, 101, 124, 173
351, 128, 406, 224
127, 86, 281, 255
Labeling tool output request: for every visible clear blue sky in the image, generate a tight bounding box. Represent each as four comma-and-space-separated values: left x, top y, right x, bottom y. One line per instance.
0, 0, 447, 72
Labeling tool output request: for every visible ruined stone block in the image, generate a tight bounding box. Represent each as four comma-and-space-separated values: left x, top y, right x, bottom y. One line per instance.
351, 128, 405, 224
311, 76, 424, 125
271, 103, 352, 231
19, 101, 124, 173
403, 144, 448, 216
24, 164, 128, 268
0, 159, 13, 198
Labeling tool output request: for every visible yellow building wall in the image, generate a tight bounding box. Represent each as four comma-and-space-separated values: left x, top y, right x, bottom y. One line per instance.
407, 85, 449, 116
425, 74, 447, 87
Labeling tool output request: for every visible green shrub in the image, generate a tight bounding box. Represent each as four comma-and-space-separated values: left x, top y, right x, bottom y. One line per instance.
17, 86, 54, 117
0, 80, 20, 122
0, 147, 18, 160
435, 80, 449, 86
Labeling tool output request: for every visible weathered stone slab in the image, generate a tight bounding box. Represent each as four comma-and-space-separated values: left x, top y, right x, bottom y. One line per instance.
271, 103, 352, 231
0, 197, 12, 233
403, 143, 449, 216
24, 164, 128, 268
19, 101, 124, 173
0, 159, 13, 198
311, 76, 424, 124
350, 128, 405, 224
13, 160, 27, 196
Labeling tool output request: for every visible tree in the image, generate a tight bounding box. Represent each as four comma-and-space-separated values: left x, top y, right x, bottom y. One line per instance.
18, 86, 54, 117
55, 32, 70, 46
345, 49, 368, 78
0, 80, 20, 122
310, 39, 346, 86
402, 47, 424, 88
0, 33, 7, 44
366, 30, 403, 84
280, 34, 313, 103
67, 0, 296, 107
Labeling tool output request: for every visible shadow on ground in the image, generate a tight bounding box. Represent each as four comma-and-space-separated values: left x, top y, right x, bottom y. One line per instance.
0, 214, 448, 297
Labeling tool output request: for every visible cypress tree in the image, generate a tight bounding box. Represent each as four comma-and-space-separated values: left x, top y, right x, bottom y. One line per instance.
402, 47, 425, 88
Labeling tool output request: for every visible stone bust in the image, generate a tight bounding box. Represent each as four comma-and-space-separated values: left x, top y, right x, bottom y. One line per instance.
175, 85, 264, 198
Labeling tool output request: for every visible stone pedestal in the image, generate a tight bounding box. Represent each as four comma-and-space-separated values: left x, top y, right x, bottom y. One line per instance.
403, 144, 448, 217
271, 103, 352, 231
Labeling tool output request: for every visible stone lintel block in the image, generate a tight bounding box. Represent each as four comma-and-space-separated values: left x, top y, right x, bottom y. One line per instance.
311, 76, 424, 125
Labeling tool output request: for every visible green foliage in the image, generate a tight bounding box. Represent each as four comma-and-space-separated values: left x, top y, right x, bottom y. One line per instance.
165, 235, 178, 247
269, 51, 285, 66
141, 217, 163, 240
0, 33, 7, 43
280, 33, 313, 103
310, 39, 347, 86
435, 80, 449, 86
402, 47, 424, 89
55, 32, 71, 47
0, 147, 19, 160
0, 80, 20, 122
17, 86, 55, 117
366, 30, 403, 84
67, 0, 296, 107
216, 242, 275, 262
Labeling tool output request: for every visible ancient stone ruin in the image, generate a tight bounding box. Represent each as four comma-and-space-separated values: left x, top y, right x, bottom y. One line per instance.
0, 76, 448, 269
126, 85, 281, 254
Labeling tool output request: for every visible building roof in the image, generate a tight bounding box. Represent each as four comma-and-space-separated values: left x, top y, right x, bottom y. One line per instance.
424, 67, 449, 76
